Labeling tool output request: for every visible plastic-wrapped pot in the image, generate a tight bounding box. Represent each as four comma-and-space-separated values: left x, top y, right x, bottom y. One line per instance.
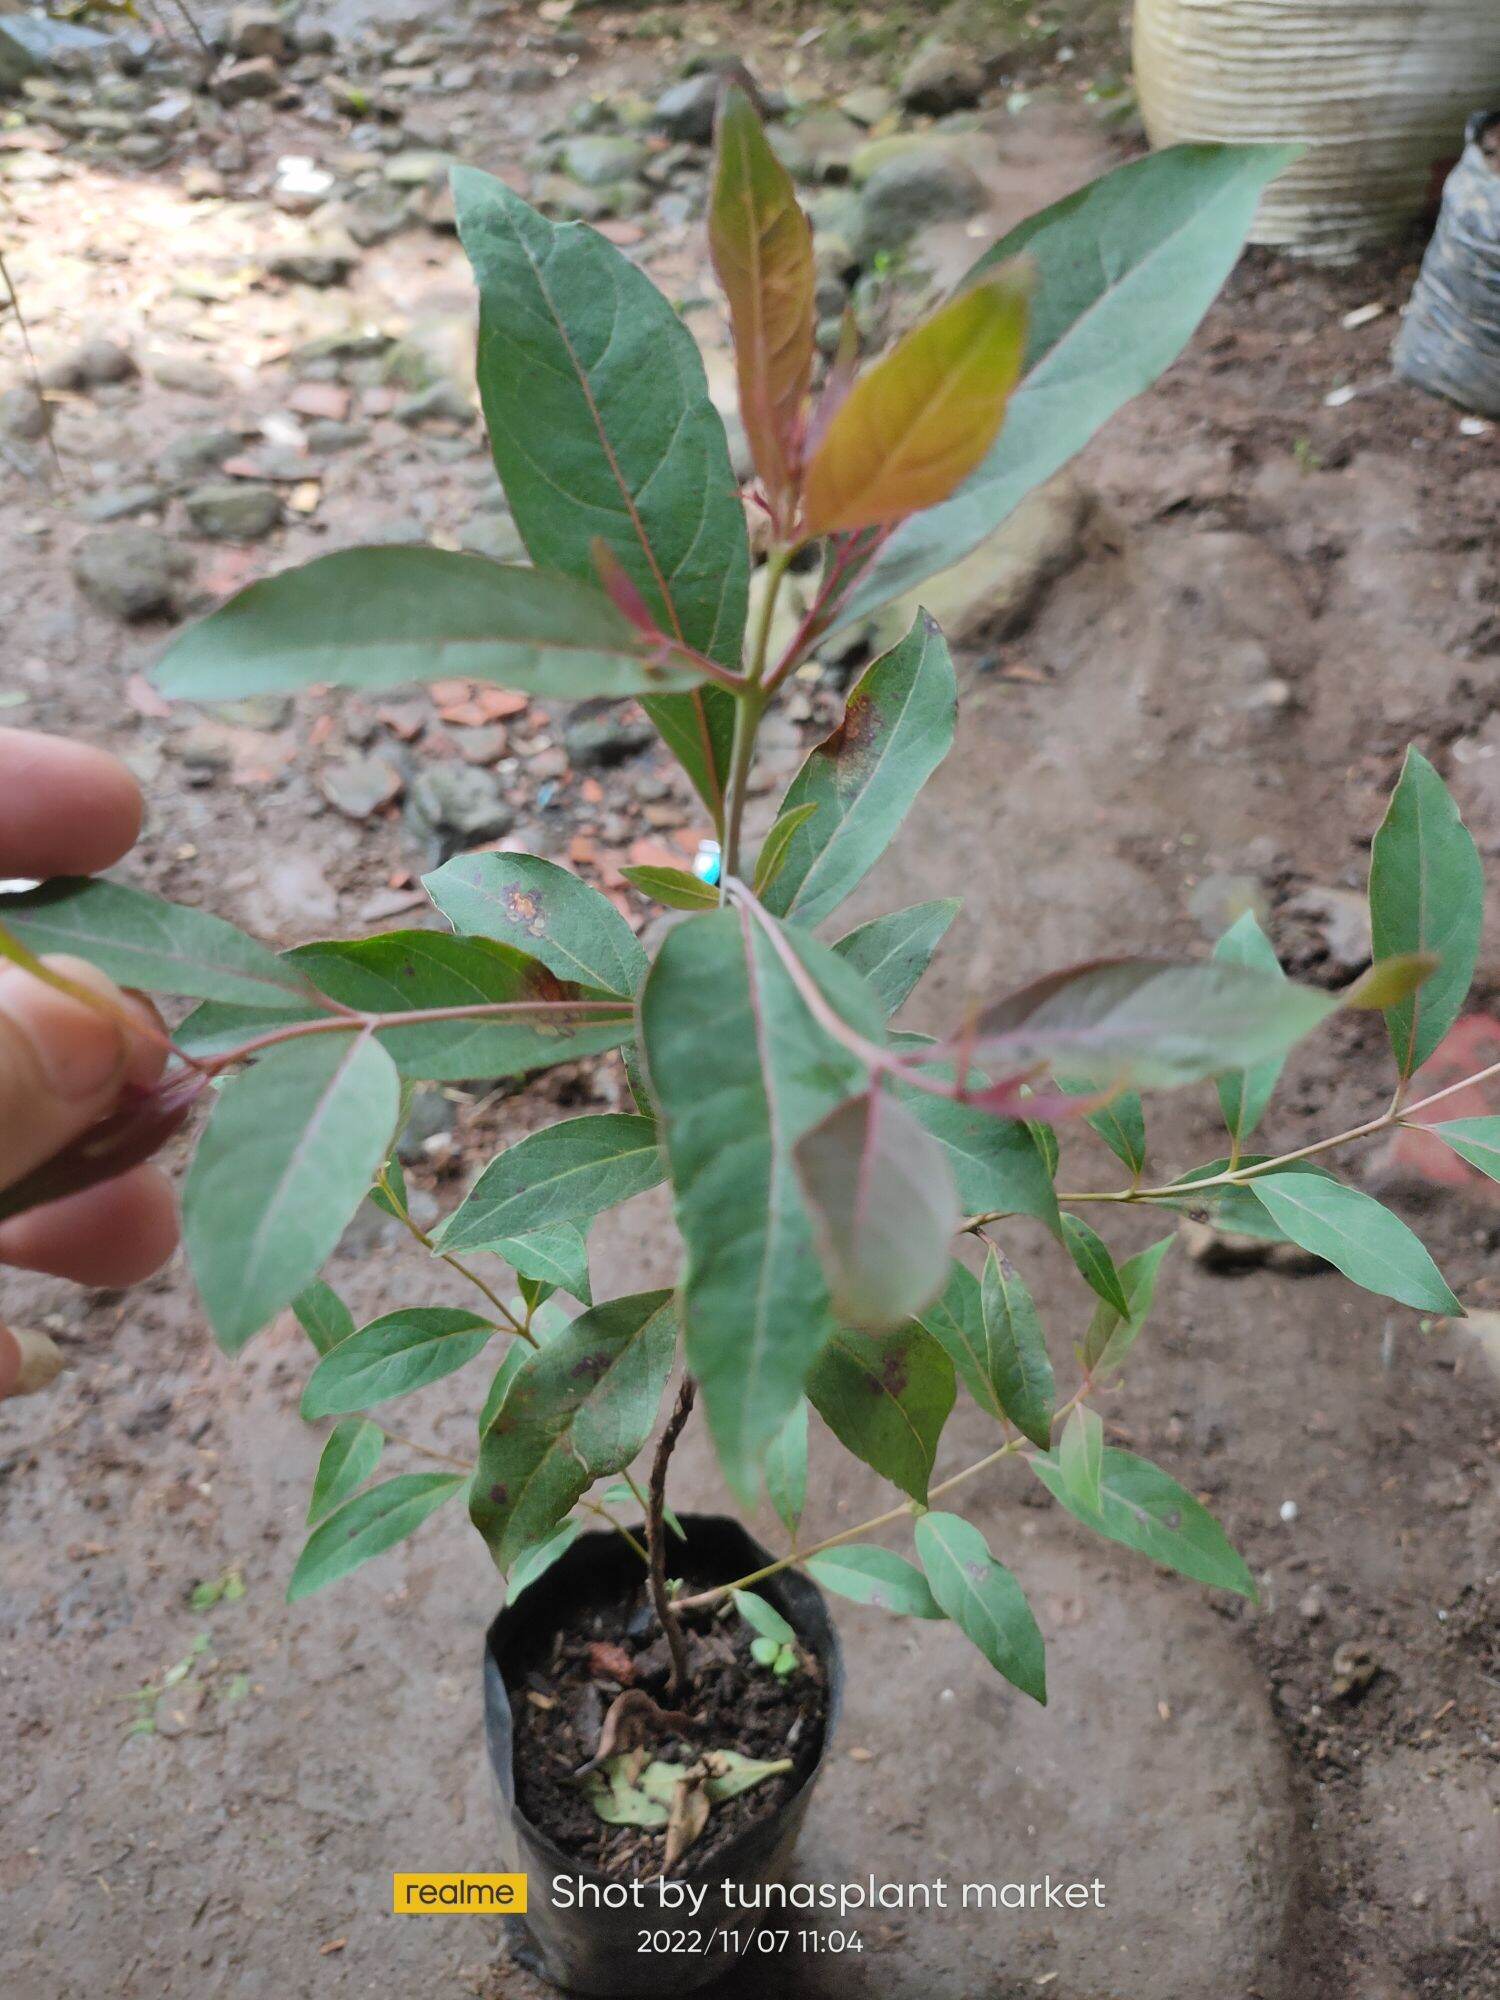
1393, 112, 1500, 416
482, 1515, 842, 1996
1133, 0, 1500, 264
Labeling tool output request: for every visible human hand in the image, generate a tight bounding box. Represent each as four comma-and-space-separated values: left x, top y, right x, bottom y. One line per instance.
0, 728, 180, 1398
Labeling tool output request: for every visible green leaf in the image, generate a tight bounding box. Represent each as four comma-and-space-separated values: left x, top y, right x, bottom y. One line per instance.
1246, 1173, 1462, 1314
1429, 1117, 1500, 1183
979, 1248, 1054, 1447
805, 1545, 944, 1619
899, 1083, 1062, 1232
795, 1089, 959, 1332
179, 932, 632, 1081
914, 1511, 1046, 1702
639, 909, 876, 1490
752, 801, 819, 897
434, 1114, 663, 1255
710, 83, 815, 521
732, 1587, 797, 1648
1060, 1214, 1131, 1318
453, 166, 748, 819
807, 1325, 954, 1502
764, 1399, 808, 1536
292, 1280, 354, 1358
507, 1517, 583, 1602
1369, 747, 1483, 1078
478, 1342, 532, 1437
1058, 1404, 1103, 1511
301, 1307, 494, 1419
1212, 911, 1287, 1149
1031, 1447, 1255, 1600
469, 1291, 676, 1569
1080, 1234, 1174, 1377
620, 865, 719, 911
973, 957, 1336, 1094
491, 1222, 592, 1306
183, 1033, 401, 1353
154, 548, 713, 702
835, 144, 1295, 630
306, 1418, 384, 1526
831, 899, 958, 1016
761, 615, 957, 927
1057, 1076, 1146, 1177
0, 877, 314, 1008
370, 1158, 408, 1220
287, 1472, 465, 1602
424, 852, 646, 1000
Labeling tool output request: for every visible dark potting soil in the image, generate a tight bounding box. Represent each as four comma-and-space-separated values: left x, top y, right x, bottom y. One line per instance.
505, 1564, 828, 1878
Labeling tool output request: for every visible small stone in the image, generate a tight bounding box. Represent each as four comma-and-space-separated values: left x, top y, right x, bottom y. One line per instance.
1284, 886, 1371, 978
651, 72, 723, 145
43, 338, 137, 391
407, 763, 515, 843
1329, 1641, 1380, 1702
290, 22, 335, 56
320, 754, 403, 819
899, 42, 985, 115
183, 166, 227, 201
142, 91, 195, 134
853, 147, 986, 258
561, 133, 648, 188
227, 6, 285, 61
149, 353, 229, 397
273, 154, 335, 214
304, 419, 370, 454
840, 84, 894, 128
1299, 1586, 1327, 1624
157, 427, 242, 488
393, 381, 473, 427
452, 725, 507, 766
0, 384, 47, 441
382, 149, 449, 187
265, 236, 357, 288
213, 56, 280, 105
184, 481, 282, 541
459, 510, 526, 563
80, 484, 164, 524
73, 526, 191, 620
176, 723, 234, 777
563, 701, 655, 770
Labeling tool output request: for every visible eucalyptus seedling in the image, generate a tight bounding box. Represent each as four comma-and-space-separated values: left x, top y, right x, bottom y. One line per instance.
2, 100, 1487, 1810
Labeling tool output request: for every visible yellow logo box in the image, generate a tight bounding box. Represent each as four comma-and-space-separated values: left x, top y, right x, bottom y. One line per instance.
392, 1874, 528, 1915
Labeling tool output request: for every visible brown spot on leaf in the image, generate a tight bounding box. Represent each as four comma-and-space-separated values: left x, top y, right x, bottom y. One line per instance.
503, 886, 546, 940
488, 1482, 508, 1505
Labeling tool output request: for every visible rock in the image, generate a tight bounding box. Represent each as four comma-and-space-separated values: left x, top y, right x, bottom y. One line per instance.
840, 84, 895, 128
42, 338, 136, 390
407, 764, 515, 844
532, 173, 646, 223
73, 526, 191, 620
149, 353, 230, 397
142, 91, 196, 135
651, 72, 722, 145
853, 145, 986, 257
176, 723, 234, 779
184, 481, 282, 541
770, 108, 862, 184
273, 154, 335, 214
265, 236, 357, 287
290, 21, 335, 56
382, 149, 449, 188
459, 510, 526, 563
304, 419, 370, 454
0, 384, 47, 440
0, 16, 115, 90
227, 6, 284, 60
116, 133, 172, 167
320, 754, 403, 820
898, 42, 985, 115
183, 166, 227, 200
1284, 886, 1371, 977
1329, 1641, 1380, 1702
157, 427, 241, 488
869, 473, 1091, 654
80, 484, 165, 524
342, 186, 408, 246
561, 133, 648, 187
393, 381, 473, 427
213, 56, 280, 105
397, 1086, 457, 1164
563, 700, 655, 770
850, 131, 964, 186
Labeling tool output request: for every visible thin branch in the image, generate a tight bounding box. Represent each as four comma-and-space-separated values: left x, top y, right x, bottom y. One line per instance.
386, 1182, 535, 1345
203, 997, 634, 1073
647, 1376, 696, 1692
372, 1422, 473, 1473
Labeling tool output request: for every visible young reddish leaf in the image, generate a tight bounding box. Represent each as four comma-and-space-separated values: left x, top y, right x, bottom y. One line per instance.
710, 83, 815, 525
800, 271, 1030, 539
794, 1087, 959, 1330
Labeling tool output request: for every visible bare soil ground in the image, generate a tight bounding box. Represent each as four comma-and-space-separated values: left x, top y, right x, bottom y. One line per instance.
1, 4, 1497, 1998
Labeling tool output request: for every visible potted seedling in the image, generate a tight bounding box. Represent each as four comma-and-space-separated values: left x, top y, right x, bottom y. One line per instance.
3, 98, 1491, 1994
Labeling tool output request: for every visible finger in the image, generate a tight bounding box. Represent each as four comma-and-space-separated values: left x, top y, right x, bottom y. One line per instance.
0, 1323, 64, 1400
0, 1163, 178, 1286
0, 727, 143, 879
0, 957, 166, 1187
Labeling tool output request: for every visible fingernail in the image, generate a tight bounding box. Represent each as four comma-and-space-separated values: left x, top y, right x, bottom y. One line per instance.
0, 971, 126, 1101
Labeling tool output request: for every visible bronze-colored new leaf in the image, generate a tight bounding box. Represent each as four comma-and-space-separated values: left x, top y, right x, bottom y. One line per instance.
800, 270, 1030, 539
710, 83, 815, 526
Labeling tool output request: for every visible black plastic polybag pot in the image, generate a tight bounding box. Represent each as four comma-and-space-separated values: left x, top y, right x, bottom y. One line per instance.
1394, 112, 1500, 416
483, 1514, 842, 1996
